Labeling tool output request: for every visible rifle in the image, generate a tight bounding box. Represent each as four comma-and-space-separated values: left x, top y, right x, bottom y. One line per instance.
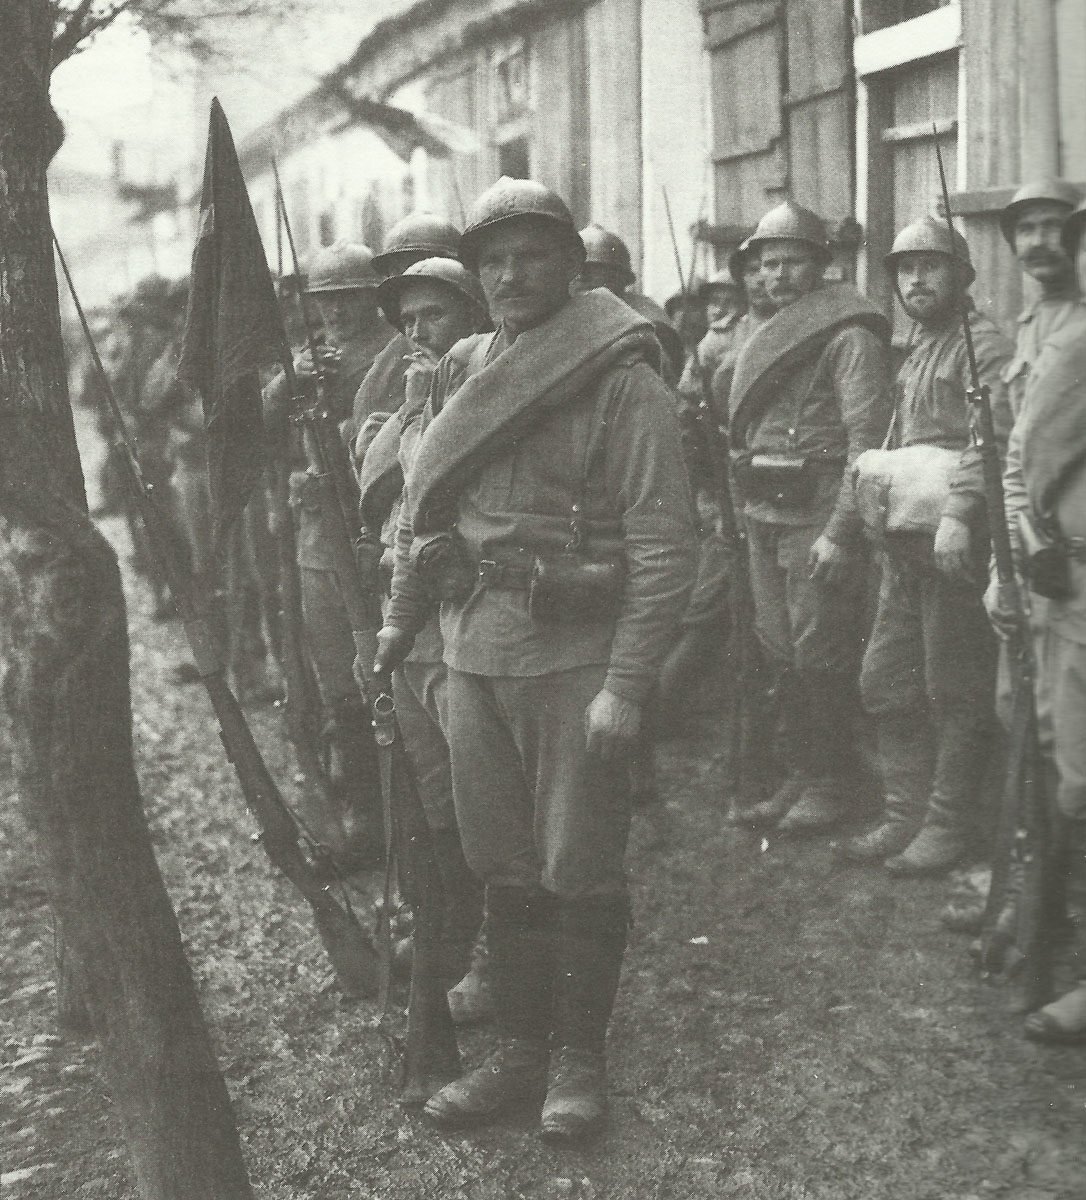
933, 135, 1054, 1006
265, 191, 337, 817
273, 176, 461, 1104
54, 234, 379, 999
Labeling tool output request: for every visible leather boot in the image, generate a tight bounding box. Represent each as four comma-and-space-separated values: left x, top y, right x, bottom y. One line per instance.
842, 713, 933, 864
541, 895, 630, 1144
424, 887, 555, 1129
1025, 821, 1086, 1042
776, 669, 859, 835
886, 711, 990, 876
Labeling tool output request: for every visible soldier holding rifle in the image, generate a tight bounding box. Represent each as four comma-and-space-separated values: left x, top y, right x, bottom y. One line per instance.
263, 241, 393, 860
987, 200, 1086, 1042
845, 217, 1012, 874
376, 177, 696, 1141
357, 257, 493, 1025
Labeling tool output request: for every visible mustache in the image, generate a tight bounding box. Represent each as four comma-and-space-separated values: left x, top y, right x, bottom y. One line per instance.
1023, 248, 1064, 266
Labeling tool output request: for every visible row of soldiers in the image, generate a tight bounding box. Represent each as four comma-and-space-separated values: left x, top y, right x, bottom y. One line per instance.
671, 182, 1086, 1051
88, 170, 1086, 1141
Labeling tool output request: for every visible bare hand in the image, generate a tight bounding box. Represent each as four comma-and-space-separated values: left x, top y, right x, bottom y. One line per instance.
933, 515, 973, 581
807, 534, 848, 585
585, 689, 641, 761
983, 575, 1025, 640
372, 625, 414, 677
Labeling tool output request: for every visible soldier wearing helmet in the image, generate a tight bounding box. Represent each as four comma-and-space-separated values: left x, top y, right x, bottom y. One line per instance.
352, 215, 465, 442
375, 177, 696, 1140
356, 258, 493, 1039
727, 199, 893, 835
986, 199, 1086, 1044
843, 215, 1012, 876
262, 238, 394, 867
575, 223, 684, 383
998, 179, 1085, 418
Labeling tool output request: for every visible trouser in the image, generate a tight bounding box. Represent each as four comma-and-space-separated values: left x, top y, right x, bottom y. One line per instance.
445, 666, 633, 898
746, 518, 866, 782
861, 554, 997, 827
745, 519, 866, 673
1038, 623, 1086, 822
299, 565, 357, 705
394, 659, 457, 831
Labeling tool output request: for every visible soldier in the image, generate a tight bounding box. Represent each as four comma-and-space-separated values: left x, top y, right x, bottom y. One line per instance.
357, 257, 492, 1024
349, 212, 462, 458
843, 217, 1012, 874
263, 240, 394, 860
375, 177, 696, 1140
664, 275, 709, 360
728, 200, 893, 834
575, 222, 685, 383
942, 180, 1084, 932
999, 179, 1083, 420
986, 201, 1086, 1040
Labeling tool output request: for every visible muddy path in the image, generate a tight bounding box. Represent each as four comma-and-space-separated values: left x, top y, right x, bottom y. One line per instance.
3, 502, 1085, 1200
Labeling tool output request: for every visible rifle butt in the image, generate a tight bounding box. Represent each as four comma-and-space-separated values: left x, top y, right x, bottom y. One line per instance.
310, 898, 381, 999
398, 885, 461, 1108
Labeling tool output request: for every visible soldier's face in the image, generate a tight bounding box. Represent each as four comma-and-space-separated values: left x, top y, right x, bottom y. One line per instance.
1013, 202, 1074, 284
476, 221, 581, 336
704, 286, 740, 325
315, 289, 381, 346
398, 280, 477, 360
743, 263, 775, 317
896, 252, 958, 324
759, 240, 823, 307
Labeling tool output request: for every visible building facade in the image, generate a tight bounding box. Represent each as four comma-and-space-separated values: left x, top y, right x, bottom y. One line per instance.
240, 0, 1084, 333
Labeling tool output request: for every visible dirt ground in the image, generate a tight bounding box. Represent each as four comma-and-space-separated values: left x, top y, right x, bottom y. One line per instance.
3, 459, 1086, 1198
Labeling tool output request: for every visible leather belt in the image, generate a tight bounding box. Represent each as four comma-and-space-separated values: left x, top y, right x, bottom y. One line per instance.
477, 559, 533, 591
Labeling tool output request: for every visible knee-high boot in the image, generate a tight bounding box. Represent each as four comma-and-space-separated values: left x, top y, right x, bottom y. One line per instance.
887, 709, 993, 876
423, 886, 554, 1128
843, 711, 934, 863
541, 894, 631, 1144
776, 668, 859, 834
1025, 820, 1086, 1042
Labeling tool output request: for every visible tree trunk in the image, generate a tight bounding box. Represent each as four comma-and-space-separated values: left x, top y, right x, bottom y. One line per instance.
0, 3, 253, 1196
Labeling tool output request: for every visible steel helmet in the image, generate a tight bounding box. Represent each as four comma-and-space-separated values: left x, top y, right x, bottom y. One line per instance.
372, 212, 462, 275
307, 241, 382, 294
746, 200, 831, 263
460, 177, 585, 270
376, 257, 489, 330
1061, 199, 1086, 258
884, 215, 975, 286
579, 223, 635, 288
1000, 178, 1081, 247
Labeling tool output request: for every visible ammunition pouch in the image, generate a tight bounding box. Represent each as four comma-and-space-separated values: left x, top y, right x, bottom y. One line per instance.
747, 451, 818, 510
1019, 512, 1072, 601
528, 553, 626, 624
409, 529, 476, 604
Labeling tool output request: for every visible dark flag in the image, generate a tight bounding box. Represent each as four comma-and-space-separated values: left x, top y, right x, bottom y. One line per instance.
177, 97, 284, 557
